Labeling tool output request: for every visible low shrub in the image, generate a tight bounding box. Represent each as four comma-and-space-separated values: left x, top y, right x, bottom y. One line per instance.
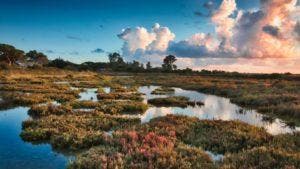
220, 147, 300, 169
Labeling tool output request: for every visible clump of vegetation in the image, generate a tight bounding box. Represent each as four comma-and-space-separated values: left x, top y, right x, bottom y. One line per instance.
1, 92, 50, 105
21, 111, 140, 150
141, 115, 271, 154
182, 120, 271, 154
28, 104, 72, 117
70, 100, 102, 109
151, 86, 175, 95
220, 147, 300, 169
97, 101, 148, 115
69, 100, 148, 115
97, 92, 143, 101
97, 85, 144, 102
267, 132, 300, 153
68, 130, 216, 169
148, 96, 203, 108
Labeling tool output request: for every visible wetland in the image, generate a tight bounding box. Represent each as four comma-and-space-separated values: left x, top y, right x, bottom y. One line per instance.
0, 69, 299, 169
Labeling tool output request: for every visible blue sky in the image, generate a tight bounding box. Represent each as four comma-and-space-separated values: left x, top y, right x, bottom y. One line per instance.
0, 0, 260, 63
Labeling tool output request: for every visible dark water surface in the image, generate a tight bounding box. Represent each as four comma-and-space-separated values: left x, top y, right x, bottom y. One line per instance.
0, 107, 71, 169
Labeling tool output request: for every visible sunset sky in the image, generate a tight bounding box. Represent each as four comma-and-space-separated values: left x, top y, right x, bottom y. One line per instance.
0, 0, 299, 73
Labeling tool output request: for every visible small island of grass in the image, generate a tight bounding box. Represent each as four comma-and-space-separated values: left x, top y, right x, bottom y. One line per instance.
148, 96, 204, 108
151, 86, 175, 95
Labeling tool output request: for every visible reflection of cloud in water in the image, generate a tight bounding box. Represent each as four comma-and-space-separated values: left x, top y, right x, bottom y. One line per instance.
141, 107, 172, 123
78, 88, 98, 101
139, 86, 299, 135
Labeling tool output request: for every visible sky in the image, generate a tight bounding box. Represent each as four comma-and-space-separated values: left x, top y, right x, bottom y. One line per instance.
0, 0, 299, 73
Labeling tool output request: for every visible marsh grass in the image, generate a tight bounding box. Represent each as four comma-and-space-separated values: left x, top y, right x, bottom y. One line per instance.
68, 115, 300, 169
138, 115, 272, 154
97, 85, 144, 101
151, 86, 175, 95
21, 111, 140, 150
96, 101, 148, 115
220, 147, 300, 169
148, 96, 204, 108
97, 92, 143, 101
28, 104, 73, 117
132, 74, 300, 125
1, 69, 299, 168
68, 131, 217, 169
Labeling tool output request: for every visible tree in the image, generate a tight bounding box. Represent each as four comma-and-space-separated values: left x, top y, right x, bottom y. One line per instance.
0, 44, 24, 66
162, 55, 177, 71
25, 50, 49, 65
48, 58, 78, 69
146, 61, 152, 70
108, 52, 121, 63
108, 52, 127, 71
116, 56, 124, 64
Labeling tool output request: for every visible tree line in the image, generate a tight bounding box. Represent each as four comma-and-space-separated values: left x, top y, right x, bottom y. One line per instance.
0, 43, 179, 72
0, 44, 49, 67
0, 43, 295, 79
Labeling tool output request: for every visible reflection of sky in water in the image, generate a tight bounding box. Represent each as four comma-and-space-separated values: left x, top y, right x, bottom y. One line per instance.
0, 107, 71, 169
78, 88, 98, 101
78, 87, 110, 102
205, 151, 223, 161
139, 86, 300, 135
103, 87, 111, 94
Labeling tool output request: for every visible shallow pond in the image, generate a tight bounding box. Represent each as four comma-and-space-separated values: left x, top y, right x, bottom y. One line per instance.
78, 87, 111, 101
78, 88, 98, 101
139, 86, 300, 135
0, 107, 72, 169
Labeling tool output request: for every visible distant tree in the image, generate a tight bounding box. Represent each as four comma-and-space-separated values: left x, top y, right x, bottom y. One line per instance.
108, 52, 121, 63
132, 60, 140, 68
162, 55, 177, 71
146, 61, 152, 70
140, 63, 144, 69
0, 44, 24, 66
108, 52, 128, 71
116, 56, 124, 64
25, 50, 49, 65
48, 58, 78, 69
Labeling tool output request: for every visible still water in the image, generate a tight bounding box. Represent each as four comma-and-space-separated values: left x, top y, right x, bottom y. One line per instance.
0, 107, 71, 169
139, 86, 300, 135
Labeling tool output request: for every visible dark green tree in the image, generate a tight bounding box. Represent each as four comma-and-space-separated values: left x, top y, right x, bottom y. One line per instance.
0, 44, 24, 66
108, 52, 121, 63
25, 50, 49, 65
162, 55, 177, 71
146, 61, 152, 70
108, 52, 126, 71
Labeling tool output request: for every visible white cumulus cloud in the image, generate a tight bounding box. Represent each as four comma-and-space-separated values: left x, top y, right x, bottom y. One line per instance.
117, 23, 175, 61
